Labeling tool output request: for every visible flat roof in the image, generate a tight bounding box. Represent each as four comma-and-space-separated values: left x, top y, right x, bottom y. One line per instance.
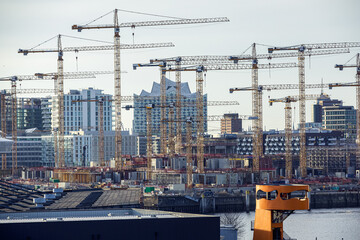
0, 208, 215, 224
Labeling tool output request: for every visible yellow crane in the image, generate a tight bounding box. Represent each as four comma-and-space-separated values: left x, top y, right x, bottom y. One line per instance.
230, 82, 336, 165
269, 94, 327, 179
0, 92, 7, 170
332, 53, 360, 170
151, 46, 353, 172
72, 9, 229, 172
164, 62, 297, 174
71, 97, 113, 167
19, 34, 172, 170
150, 55, 239, 155
168, 115, 255, 188
0, 72, 102, 173
266, 42, 360, 178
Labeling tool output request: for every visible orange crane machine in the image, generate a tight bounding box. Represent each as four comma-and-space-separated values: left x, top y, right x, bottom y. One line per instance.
253, 184, 309, 240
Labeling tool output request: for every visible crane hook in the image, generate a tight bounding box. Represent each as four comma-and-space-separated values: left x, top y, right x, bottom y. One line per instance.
132, 26, 135, 45
75, 49, 79, 72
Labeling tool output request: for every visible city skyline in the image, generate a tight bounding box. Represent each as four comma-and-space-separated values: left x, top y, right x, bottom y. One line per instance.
0, 0, 359, 132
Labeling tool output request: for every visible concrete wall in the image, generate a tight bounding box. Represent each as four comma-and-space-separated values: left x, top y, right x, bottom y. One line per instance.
1, 216, 220, 240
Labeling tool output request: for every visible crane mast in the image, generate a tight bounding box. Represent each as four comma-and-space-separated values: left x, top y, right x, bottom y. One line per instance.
285, 99, 292, 179
1, 93, 6, 169
168, 104, 175, 164
251, 43, 261, 173
333, 53, 360, 170
146, 105, 153, 181
11, 79, 17, 175
186, 118, 193, 189
160, 67, 167, 155
298, 49, 306, 178
57, 35, 65, 167
113, 9, 123, 171
269, 94, 326, 179
196, 69, 205, 173
99, 98, 105, 167
175, 60, 182, 154
72, 97, 112, 167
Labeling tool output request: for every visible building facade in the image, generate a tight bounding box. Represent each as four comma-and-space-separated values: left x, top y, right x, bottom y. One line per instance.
53, 88, 113, 134
221, 113, 242, 134
313, 94, 342, 123
322, 105, 357, 141
133, 78, 207, 136
17, 98, 43, 130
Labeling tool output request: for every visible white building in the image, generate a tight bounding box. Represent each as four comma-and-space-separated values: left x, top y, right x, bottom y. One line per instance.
51, 88, 113, 134
133, 78, 207, 136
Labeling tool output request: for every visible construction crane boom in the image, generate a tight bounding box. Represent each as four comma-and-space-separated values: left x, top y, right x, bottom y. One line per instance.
186, 117, 193, 189
230, 83, 337, 92
19, 43, 174, 55
268, 42, 360, 52
72, 17, 229, 31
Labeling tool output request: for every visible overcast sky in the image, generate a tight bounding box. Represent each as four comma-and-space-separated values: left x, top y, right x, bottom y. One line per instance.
1, 0, 359, 133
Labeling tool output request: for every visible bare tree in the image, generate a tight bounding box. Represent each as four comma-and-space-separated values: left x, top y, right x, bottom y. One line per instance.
220, 213, 245, 237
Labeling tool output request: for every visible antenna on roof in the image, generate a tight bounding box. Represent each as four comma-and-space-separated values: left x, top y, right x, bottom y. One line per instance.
321, 77, 324, 95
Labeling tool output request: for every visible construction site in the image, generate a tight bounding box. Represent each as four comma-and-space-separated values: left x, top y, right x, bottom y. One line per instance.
0, 7, 360, 217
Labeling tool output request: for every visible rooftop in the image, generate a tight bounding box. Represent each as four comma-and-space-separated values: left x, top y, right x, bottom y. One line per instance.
137, 78, 197, 98
0, 208, 211, 224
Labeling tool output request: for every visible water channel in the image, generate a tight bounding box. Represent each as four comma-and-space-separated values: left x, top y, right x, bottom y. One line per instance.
219, 207, 360, 240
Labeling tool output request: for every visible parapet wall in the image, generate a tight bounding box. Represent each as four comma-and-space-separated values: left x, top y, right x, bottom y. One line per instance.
143, 191, 360, 213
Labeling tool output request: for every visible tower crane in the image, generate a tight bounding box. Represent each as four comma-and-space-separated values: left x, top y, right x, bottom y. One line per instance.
133, 59, 239, 156
0, 71, 111, 171
72, 97, 113, 167
166, 115, 255, 188
150, 45, 353, 167
123, 103, 174, 180
186, 117, 194, 189
332, 53, 360, 169
72, 9, 229, 172
266, 42, 360, 178
146, 104, 154, 181
269, 94, 327, 179
135, 62, 298, 173
150, 56, 243, 156
3, 89, 55, 95
230, 82, 336, 163
1, 92, 7, 170
19, 34, 172, 171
